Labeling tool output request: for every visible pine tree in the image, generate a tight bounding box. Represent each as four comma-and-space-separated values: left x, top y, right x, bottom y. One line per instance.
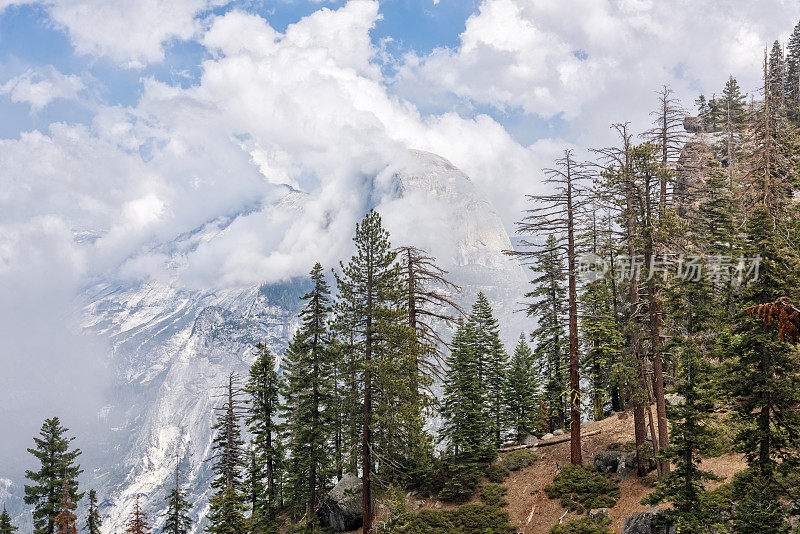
125, 496, 150, 534
526, 234, 568, 432
510, 151, 590, 465
334, 209, 404, 532
206, 374, 247, 534
769, 40, 786, 116
53, 479, 77, 534
786, 20, 800, 122
24, 417, 83, 534
505, 334, 541, 442
281, 263, 335, 530
727, 53, 800, 530
84, 490, 101, 534
467, 293, 508, 448
0, 508, 17, 534
695, 95, 709, 130
646, 268, 719, 533
440, 318, 489, 498
162, 459, 191, 534
245, 344, 282, 530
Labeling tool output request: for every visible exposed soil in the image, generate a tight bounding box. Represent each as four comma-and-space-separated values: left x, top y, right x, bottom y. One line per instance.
401, 406, 747, 534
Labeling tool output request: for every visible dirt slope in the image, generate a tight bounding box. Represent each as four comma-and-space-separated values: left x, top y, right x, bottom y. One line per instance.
346, 407, 746, 534
499, 409, 745, 533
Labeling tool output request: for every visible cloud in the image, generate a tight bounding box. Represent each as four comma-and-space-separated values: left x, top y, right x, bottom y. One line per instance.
0, 0, 225, 67
0, 66, 84, 110
395, 0, 800, 145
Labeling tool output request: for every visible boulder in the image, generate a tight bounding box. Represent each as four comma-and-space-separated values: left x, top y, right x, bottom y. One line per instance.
617, 453, 637, 479
593, 450, 620, 474
541, 433, 554, 440
589, 508, 610, 522
553, 429, 565, 436
683, 116, 703, 133
521, 433, 539, 446
621, 509, 676, 534
317, 474, 365, 532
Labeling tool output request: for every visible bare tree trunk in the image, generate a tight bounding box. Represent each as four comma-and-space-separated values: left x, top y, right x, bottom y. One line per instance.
566, 158, 582, 466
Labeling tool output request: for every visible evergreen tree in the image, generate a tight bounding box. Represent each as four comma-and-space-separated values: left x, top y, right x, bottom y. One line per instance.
720, 76, 747, 127
24, 417, 83, 534
787, 20, 800, 121
467, 293, 508, 448
281, 263, 335, 530
84, 490, 101, 534
769, 40, 787, 115
645, 271, 719, 533
244, 344, 282, 530
0, 508, 17, 534
162, 460, 191, 534
124, 496, 150, 534
505, 334, 541, 442
695, 94, 709, 130
526, 234, 568, 431
53, 480, 77, 534
334, 209, 406, 532
206, 374, 247, 534
440, 318, 490, 498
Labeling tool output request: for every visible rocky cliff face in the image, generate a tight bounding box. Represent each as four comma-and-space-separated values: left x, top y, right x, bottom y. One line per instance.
57, 150, 529, 533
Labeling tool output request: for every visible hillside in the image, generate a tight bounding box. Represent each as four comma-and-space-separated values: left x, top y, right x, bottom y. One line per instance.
392, 407, 747, 534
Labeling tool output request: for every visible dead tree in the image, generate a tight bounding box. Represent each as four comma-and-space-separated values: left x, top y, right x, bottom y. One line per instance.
397, 245, 464, 388
508, 150, 590, 466
591, 124, 652, 477
643, 85, 687, 215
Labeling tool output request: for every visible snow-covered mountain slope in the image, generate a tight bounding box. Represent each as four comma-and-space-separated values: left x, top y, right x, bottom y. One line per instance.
23, 150, 529, 533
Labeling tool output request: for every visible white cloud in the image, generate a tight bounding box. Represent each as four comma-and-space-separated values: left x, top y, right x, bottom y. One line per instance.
2, 0, 799, 293
395, 0, 800, 144
0, 66, 84, 110
0, 0, 224, 67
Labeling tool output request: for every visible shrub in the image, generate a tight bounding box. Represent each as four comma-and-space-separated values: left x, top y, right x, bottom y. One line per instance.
439, 463, 481, 502
479, 484, 507, 507
502, 449, 539, 471
485, 463, 509, 482
549, 516, 613, 534
397, 505, 515, 534
544, 466, 620, 514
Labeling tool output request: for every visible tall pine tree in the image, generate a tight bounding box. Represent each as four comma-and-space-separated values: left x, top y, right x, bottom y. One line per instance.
0, 508, 17, 534
245, 344, 282, 531
85, 490, 101, 534
206, 374, 247, 534
334, 209, 405, 532
281, 263, 335, 530
24, 418, 83, 534
505, 334, 541, 442
162, 459, 191, 534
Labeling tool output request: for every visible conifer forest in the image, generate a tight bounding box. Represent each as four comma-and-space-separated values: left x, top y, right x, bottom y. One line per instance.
9, 6, 800, 534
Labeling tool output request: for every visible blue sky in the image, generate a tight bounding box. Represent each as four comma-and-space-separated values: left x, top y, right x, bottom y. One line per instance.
0, 1, 484, 135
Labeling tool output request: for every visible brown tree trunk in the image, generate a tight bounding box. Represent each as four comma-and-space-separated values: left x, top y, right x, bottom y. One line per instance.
566, 159, 582, 465
362, 265, 373, 533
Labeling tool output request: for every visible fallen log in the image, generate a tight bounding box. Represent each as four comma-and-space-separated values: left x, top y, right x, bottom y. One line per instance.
498, 429, 602, 453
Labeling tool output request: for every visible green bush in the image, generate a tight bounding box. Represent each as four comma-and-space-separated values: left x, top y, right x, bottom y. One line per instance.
439, 463, 481, 502
544, 466, 620, 514
479, 484, 507, 507
502, 449, 539, 471
485, 463, 510, 482
397, 505, 515, 534
549, 516, 613, 534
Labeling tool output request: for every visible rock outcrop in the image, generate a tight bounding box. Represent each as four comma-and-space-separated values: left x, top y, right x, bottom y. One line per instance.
593, 450, 620, 474
622, 509, 676, 534
317, 474, 365, 532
